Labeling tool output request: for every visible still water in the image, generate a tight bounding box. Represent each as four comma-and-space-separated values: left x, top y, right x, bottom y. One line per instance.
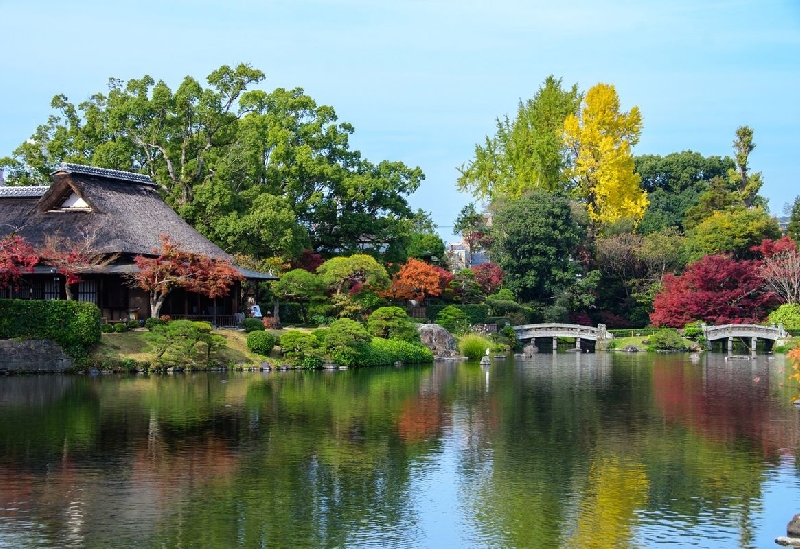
1, 352, 799, 549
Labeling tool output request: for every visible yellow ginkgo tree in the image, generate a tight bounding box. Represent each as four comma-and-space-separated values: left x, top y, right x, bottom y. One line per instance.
563, 83, 649, 229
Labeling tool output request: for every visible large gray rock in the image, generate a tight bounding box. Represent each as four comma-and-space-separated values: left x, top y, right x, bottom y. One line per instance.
417, 324, 460, 358
789, 514, 800, 537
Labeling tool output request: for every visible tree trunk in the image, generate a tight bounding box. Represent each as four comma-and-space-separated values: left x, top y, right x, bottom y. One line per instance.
151, 294, 165, 319
273, 297, 281, 327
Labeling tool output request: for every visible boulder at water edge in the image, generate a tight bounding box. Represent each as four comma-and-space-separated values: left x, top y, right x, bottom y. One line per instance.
417, 324, 460, 358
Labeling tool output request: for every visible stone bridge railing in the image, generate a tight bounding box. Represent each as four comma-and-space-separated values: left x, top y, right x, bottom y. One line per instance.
512, 324, 609, 351
701, 323, 788, 351
513, 323, 608, 341
702, 323, 787, 341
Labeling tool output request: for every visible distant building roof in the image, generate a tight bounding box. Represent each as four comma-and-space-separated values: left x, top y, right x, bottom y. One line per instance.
0, 186, 49, 198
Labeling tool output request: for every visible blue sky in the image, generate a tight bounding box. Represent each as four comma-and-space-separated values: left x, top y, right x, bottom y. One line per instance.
1, 0, 798, 241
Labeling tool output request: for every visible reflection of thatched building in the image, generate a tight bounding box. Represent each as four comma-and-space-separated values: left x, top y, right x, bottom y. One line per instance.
0, 163, 274, 324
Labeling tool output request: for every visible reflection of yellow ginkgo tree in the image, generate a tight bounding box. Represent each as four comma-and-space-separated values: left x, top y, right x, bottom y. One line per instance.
566, 454, 649, 548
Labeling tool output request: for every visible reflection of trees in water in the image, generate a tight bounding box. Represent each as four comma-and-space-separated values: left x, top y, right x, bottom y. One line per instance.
450, 354, 797, 549
1, 355, 798, 548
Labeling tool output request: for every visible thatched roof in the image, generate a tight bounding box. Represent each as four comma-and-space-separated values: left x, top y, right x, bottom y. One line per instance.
0, 163, 231, 260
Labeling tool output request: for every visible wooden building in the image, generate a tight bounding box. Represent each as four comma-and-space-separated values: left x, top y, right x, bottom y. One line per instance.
0, 163, 275, 325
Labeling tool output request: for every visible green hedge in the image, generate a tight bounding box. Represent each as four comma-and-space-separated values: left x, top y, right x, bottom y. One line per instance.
426, 304, 489, 324
354, 338, 434, 366
0, 299, 102, 364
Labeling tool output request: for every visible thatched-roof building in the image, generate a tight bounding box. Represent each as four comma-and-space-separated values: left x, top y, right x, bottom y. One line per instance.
0, 163, 275, 325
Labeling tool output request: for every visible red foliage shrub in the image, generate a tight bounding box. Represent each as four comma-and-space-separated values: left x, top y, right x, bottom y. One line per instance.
262, 316, 281, 330
471, 262, 505, 296
650, 254, 779, 327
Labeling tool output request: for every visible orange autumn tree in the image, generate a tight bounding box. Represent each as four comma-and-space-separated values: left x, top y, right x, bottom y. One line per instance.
129, 234, 243, 318
381, 258, 446, 303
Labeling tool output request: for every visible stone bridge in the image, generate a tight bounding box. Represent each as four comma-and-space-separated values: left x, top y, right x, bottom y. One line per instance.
701, 323, 788, 352
512, 323, 609, 351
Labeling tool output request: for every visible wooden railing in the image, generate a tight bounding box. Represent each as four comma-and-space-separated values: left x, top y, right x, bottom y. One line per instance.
167, 314, 243, 328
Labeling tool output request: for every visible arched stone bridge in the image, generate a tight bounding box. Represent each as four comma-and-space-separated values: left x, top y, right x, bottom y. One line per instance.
701, 323, 788, 352
512, 323, 609, 351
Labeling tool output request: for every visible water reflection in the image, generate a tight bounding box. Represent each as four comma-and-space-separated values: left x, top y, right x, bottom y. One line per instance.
0, 353, 798, 548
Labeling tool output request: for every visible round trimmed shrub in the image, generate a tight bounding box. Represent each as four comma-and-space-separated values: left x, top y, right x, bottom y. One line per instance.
242, 318, 265, 333
247, 330, 277, 356
113, 323, 127, 333
367, 306, 420, 342
436, 305, 470, 333
145, 317, 165, 330
101, 323, 115, 333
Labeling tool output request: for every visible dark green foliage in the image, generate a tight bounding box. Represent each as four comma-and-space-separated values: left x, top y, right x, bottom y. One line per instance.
436, 305, 471, 333
0, 299, 101, 364
278, 302, 305, 324
367, 306, 420, 342
682, 321, 704, 339
246, 330, 277, 356
407, 232, 446, 263
101, 324, 115, 333
355, 337, 434, 366
279, 330, 325, 368
485, 289, 524, 317
322, 318, 371, 367
490, 190, 585, 304
142, 320, 225, 367
648, 328, 688, 351
635, 151, 734, 233
114, 323, 127, 333
145, 317, 165, 330
427, 304, 488, 325
241, 318, 265, 333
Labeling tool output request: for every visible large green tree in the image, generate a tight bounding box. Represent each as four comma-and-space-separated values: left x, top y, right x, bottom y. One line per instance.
457, 76, 581, 201
2, 67, 424, 262
635, 151, 734, 234
489, 189, 586, 304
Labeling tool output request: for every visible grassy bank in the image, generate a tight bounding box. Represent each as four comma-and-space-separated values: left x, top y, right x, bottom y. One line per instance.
90, 328, 278, 370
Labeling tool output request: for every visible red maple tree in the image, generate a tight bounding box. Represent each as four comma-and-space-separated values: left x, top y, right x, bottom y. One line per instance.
751, 235, 798, 258
0, 234, 39, 290
650, 254, 779, 327
40, 233, 118, 300
471, 262, 504, 296
129, 235, 243, 318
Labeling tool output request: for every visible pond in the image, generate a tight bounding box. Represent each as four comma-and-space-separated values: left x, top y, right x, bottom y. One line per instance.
0, 352, 799, 548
